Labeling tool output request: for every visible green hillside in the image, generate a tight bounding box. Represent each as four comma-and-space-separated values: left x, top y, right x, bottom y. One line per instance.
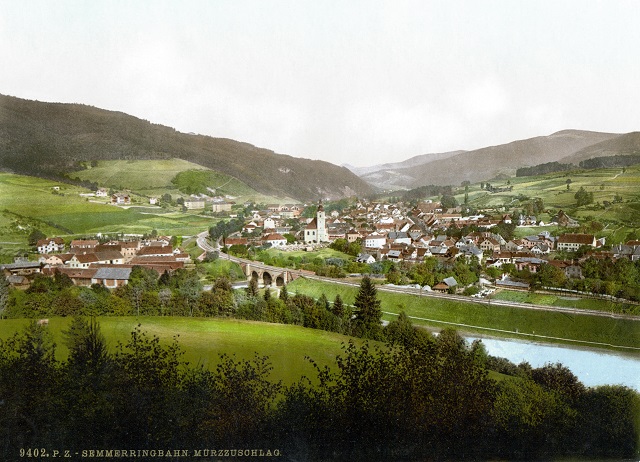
74, 159, 208, 191
448, 163, 640, 243
0, 317, 361, 385
0, 172, 219, 260
0, 94, 373, 201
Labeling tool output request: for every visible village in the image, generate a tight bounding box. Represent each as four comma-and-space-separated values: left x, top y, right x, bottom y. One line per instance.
4, 190, 640, 300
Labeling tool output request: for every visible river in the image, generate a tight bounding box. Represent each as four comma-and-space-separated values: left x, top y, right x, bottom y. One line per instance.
467, 336, 640, 390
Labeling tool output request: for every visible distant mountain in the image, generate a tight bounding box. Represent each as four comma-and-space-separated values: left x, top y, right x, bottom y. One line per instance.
354, 130, 620, 189
559, 131, 640, 165
344, 151, 464, 190
0, 94, 373, 201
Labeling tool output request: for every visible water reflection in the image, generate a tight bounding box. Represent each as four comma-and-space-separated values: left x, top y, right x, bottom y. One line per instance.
468, 336, 640, 390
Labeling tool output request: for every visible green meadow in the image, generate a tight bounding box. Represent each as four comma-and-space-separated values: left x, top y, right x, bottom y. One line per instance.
74, 159, 297, 204
0, 316, 362, 385
288, 278, 640, 351
456, 164, 640, 240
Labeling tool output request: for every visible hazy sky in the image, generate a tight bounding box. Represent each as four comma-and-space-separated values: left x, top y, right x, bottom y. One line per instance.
1, 1, 639, 166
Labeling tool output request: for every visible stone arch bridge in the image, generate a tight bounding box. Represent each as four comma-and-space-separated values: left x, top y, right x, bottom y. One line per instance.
240, 262, 305, 287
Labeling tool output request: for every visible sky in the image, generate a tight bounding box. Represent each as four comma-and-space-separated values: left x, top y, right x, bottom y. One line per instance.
1, 1, 639, 167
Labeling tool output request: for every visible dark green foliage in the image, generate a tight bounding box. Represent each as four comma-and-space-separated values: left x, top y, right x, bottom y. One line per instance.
579, 154, 640, 169
27, 229, 46, 246
0, 321, 637, 459
440, 194, 458, 209
352, 276, 383, 340
574, 186, 594, 206
401, 184, 454, 203
516, 161, 574, 177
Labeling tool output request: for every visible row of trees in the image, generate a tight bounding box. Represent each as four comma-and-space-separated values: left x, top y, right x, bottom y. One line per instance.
0, 318, 637, 460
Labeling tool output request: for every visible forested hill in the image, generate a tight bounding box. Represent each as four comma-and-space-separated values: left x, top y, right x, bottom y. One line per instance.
0, 94, 373, 201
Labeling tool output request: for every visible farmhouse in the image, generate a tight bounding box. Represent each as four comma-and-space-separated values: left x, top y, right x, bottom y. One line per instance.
111, 193, 131, 205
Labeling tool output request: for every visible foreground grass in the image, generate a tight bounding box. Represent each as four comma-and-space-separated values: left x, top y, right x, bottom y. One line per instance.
288, 278, 640, 351
0, 317, 360, 385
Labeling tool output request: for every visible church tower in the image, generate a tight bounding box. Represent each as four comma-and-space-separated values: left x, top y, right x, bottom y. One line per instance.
316, 200, 327, 242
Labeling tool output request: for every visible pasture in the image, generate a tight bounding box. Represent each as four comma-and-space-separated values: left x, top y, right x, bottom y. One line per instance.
0, 316, 362, 385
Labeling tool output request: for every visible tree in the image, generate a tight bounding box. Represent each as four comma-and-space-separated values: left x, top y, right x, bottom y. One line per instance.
279, 284, 289, 302
441, 194, 458, 210
352, 276, 383, 339
28, 229, 46, 246
574, 187, 593, 206
246, 277, 259, 297
332, 294, 344, 317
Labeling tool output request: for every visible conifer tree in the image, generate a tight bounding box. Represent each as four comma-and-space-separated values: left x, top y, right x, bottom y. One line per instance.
332, 294, 344, 317
353, 276, 382, 339
279, 284, 289, 302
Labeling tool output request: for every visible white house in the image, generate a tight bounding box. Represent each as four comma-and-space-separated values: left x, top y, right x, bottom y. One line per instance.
364, 232, 387, 249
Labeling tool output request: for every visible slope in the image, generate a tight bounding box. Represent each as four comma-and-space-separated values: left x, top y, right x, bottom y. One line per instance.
0, 94, 373, 201
559, 131, 640, 165
398, 130, 619, 188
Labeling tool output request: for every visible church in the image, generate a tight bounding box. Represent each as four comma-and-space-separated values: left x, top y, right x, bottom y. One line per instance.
304, 200, 328, 244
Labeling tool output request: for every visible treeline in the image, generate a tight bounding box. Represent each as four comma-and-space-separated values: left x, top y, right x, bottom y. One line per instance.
401, 184, 454, 203
0, 318, 637, 460
579, 154, 640, 169
515, 161, 574, 177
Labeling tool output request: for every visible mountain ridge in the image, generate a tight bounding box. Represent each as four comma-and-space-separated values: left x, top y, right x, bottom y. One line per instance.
357, 129, 623, 189
0, 94, 373, 202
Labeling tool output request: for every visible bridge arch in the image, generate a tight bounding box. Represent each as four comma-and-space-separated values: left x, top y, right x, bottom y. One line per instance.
275, 275, 285, 287
262, 271, 273, 287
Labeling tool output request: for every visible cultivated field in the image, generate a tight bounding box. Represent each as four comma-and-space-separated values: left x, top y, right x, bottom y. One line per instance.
453, 164, 640, 241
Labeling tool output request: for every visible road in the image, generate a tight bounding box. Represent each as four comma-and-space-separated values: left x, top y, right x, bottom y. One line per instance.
196, 232, 639, 322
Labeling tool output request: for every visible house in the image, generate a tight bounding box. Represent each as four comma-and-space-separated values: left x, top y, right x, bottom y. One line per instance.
212, 201, 233, 213
136, 246, 174, 258
263, 217, 277, 230
433, 277, 457, 293
556, 233, 597, 252
68, 253, 100, 269
364, 232, 387, 249
39, 253, 74, 266
184, 198, 206, 210
149, 197, 158, 205
387, 232, 412, 246
95, 188, 108, 197
70, 239, 99, 252
37, 237, 65, 254
356, 253, 375, 264
548, 260, 583, 279
262, 233, 287, 248
111, 193, 131, 205
479, 238, 501, 254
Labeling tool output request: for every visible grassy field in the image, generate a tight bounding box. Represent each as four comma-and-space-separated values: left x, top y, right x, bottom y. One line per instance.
0, 316, 363, 385
0, 172, 224, 258
74, 159, 297, 204
288, 278, 640, 351
74, 159, 209, 192
453, 164, 640, 241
